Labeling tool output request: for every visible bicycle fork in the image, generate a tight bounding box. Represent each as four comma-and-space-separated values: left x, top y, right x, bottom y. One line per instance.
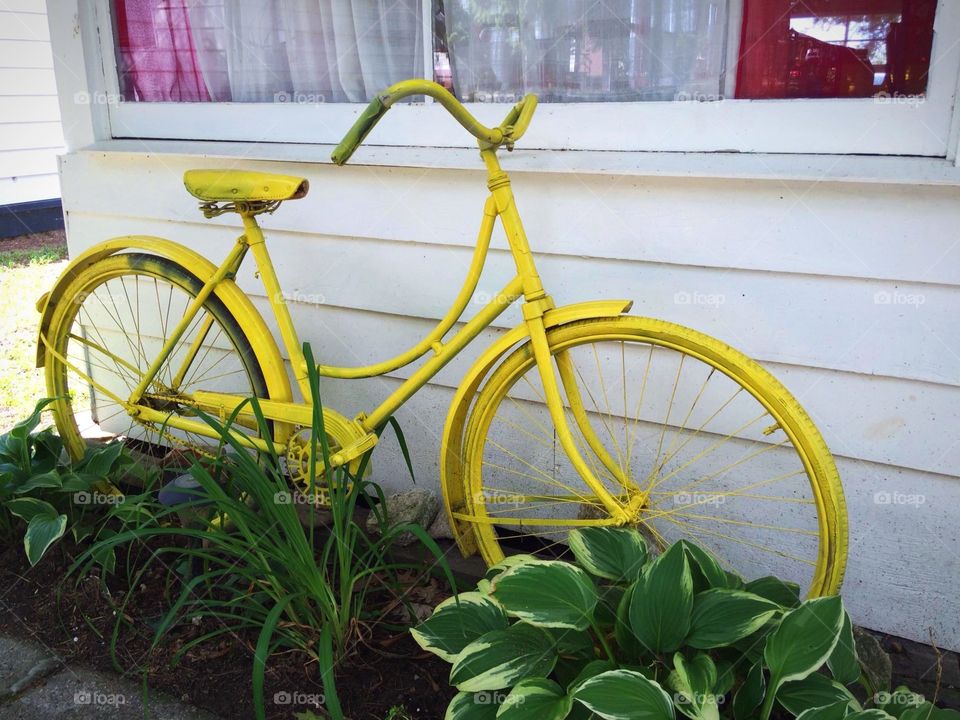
485, 147, 642, 525
526, 316, 644, 525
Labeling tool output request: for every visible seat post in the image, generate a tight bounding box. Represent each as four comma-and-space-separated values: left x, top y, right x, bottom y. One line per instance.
239, 212, 310, 395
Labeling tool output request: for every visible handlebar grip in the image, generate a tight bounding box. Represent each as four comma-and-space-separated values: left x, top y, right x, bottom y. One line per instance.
331, 96, 389, 165
502, 94, 538, 143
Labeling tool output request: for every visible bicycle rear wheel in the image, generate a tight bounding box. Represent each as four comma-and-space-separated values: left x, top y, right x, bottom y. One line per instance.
457, 316, 847, 597
43, 253, 269, 462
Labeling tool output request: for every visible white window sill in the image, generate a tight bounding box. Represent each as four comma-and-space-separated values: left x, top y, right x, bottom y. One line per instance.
83, 139, 960, 187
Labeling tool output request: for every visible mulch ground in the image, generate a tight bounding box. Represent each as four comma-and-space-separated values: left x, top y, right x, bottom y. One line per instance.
0, 538, 456, 720
0, 229, 67, 257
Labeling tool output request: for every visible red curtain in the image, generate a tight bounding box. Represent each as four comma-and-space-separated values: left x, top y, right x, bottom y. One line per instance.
114, 0, 210, 102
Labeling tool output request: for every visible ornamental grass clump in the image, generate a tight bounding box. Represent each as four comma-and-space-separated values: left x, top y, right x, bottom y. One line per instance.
74, 344, 454, 720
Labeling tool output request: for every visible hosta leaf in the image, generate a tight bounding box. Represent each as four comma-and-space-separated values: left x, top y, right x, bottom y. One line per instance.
877, 687, 926, 719
827, 611, 860, 685
845, 712, 897, 720
14, 470, 62, 494
484, 555, 539, 582
764, 596, 845, 696
733, 662, 765, 720
24, 513, 67, 565
450, 623, 557, 692
677, 541, 731, 591
544, 627, 595, 658
574, 669, 674, 720
595, 585, 625, 629
411, 592, 509, 662
497, 679, 571, 720
777, 672, 858, 716
446, 691, 501, 720
568, 527, 647, 582
685, 588, 780, 649
567, 660, 616, 693
628, 543, 693, 653
668, 652, 720, 720
491, 560, 597, 630
6, 497, 58, 522
900, 703, 960, 720
796, 701, 856, 720
745, 576, 802, 608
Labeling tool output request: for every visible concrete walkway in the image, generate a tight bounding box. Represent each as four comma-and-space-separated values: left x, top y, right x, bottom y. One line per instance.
0, 637, 218, 719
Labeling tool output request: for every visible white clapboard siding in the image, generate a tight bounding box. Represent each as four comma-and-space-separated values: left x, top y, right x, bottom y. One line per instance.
0, 3, 63, 204
60, 148, 960, 650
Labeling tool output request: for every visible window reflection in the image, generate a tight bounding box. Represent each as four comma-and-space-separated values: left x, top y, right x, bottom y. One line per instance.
736, 0, 936, 99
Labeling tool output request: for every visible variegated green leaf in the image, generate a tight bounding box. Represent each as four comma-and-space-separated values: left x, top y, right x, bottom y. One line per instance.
491, 560, 597, 630
745, 576, 802, 608
668, 652, 719, 720
900, 703, 960, 720
764, 596, 844, 697
450, 623, 557, 692
628, 543, 693, 653
497, 679, 571, 720
678, 541, 732, 591
777, 673, 859, 716
796, 701, 856, 720
574, 669, 674, 720
445, 691, 501, 719
732, 662, 764, 720
411, 592, 509, 662
685, 588, 780, 649
568, 527, 647, 582
24, 513, 67, 566
827, 611, 860, 685
485, 555, 539, 582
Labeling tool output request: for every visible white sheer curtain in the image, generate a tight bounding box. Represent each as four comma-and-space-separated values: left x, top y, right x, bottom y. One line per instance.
185, 0, 422, 103
441, 0, 729, 102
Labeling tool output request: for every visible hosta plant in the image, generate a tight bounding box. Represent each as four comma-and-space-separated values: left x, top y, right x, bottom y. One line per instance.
0, 398, 155, 566
412, 529, 958, 720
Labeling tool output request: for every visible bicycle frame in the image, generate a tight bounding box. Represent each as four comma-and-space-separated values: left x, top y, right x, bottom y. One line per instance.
122, 148, 639, 523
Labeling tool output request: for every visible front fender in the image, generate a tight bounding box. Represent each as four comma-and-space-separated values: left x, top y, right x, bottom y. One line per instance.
439, 299, 633, 556
35, 236, 292, 406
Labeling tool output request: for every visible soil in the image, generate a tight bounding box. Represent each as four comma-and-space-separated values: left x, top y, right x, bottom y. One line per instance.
0, 538, 456, 720
0, 229, 67, 256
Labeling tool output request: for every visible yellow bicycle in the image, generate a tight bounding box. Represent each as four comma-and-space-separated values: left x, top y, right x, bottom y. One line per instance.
37, 80, 847, 597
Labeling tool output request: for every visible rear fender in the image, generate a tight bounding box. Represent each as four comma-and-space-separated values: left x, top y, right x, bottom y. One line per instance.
439, 299, 633, 556
36, 236, 293, 406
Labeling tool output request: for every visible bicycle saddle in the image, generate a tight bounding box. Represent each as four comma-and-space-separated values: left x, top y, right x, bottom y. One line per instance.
183, 169, 309, 203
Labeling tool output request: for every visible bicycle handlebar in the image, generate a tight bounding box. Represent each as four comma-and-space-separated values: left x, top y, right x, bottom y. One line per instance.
331, 79, 537, 166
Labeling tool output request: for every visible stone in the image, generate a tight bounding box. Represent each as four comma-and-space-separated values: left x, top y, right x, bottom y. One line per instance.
427, 509, 454, 540
855, 626, 893, 694
366, 489, 439, 546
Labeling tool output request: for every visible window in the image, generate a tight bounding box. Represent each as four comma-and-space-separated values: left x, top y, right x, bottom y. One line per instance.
99, 1, 960, 157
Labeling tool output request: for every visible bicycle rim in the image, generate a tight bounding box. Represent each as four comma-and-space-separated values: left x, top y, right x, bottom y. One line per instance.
44, 253, 268, 462
460, 316, 847, 597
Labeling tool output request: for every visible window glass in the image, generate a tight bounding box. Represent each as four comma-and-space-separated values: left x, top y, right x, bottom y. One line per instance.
735, 0, 936, 99
113, 0, 423, 103
434, 0, 731, 102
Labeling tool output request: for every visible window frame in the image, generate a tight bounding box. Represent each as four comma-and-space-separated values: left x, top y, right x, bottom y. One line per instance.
93, 0, 960, 157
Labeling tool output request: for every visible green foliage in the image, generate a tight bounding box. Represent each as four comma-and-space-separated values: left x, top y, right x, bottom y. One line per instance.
73, 344, 453, 720
0, 398, 156, 566
412, 527, 959, 720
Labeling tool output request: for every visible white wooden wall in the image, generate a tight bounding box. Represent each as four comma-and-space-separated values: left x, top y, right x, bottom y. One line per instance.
59, 148, 960, 650
0, 0, 63, 205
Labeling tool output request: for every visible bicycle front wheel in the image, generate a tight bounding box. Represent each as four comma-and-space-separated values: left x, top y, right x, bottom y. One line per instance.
43, 253, 270, 462
458, 316, 847, 597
